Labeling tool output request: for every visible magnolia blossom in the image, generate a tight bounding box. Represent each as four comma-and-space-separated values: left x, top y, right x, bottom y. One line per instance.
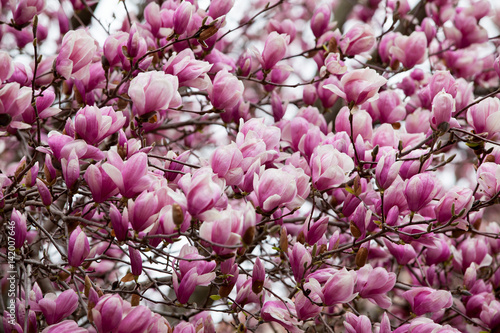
467, 97, 500, 139
324, 68, 387, 105
39, 290, 79, 325
310, 144, 354, 191
56, 30, 97, 80
390, 31, 428, 68
207, 69, 244, 111
128, 71, 182, 117
260, 32, 290, 70
402, 287, 453, 315
261, 300, 303, 333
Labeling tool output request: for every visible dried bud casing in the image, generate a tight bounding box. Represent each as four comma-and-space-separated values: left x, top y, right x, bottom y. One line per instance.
350, 221, 362, 238
84, 275, 92, 297
356, 247, 368, 268
242, 226, 255, 245
131, 293, 140, 306
280, 226, 288, 252
252, 281, 264, 295
219, 284, 234, 298
172, 203, 184, 226
296, 231, 306, 244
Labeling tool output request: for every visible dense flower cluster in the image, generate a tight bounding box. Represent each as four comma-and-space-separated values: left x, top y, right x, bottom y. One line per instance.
1, 0, 500, 332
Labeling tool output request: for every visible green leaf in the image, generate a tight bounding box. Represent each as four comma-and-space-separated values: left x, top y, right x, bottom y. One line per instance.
209, 295, 221, 301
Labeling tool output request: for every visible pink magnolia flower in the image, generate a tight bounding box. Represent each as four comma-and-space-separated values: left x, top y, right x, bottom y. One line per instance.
443, 12, 488, 49
295, 290, 322, 321
11, 208, 27, 249
477, 162, 500, 199
324, 68, 387, 105
207, 69, 244, 111
129, 247, 142, 276
102, 151, 153, 199
0, 51, 15, 82
236, 50, 253, 77
424, 236, 451, 266
434, 186, 473, 224
402, 287, 453, 315
177, 167, 226, 217
405, 173, 439, 212
310, 4, 331, 38
299, 216, 329, 245
103, 32, 128, 68
375, 150, 402, 190
199, 208, 243, 255
355, 264, 396, 309
21, 88, 60, 125
399, 149, 433, 180
144, 2, 161, 37
430, 90, 459, 130
21, 159, 38, 188
56, 29, 97, 80
126, 24, 148, 60
68, 226, 89, 267
270, 90, 286, 122
233, 276, 264, 308
481, 300, 500, 330
453, 237, 492, 272
390, 31, 427, 68
467, 98, 500, 139
208, 0, 235, 19
379, 32, 399, 66
261, 300, 303, 333
41, 320, 87, 333
268, 18, 296, 42
364, 90, 406, 124
335, 106, 373, 140
127, 190, 159, 232
310, 144, 354, 191
289, 242, 312, 282
109, 204, 129, 243
417, 18, 437, 44
12, 0, 44, 27
210, 142, 244, 186
84, 163, 119, 204
393, 317, 461, 333
344, 313, 372, 333
91, 294, 123, 333
162, 150, 190, 183
296, 106, 328, 134
39, 290, 79, 325
73, 106, 126, 146
47, 132, 104, 161
252, 257, 266, 294
128, 71, 182, 117
252, 168, 297, 213
340, 24, 376, 56
428, 71, 458, 101
0, 82, 32, 127
173, 1, 193, 35
36, 178, 52, 206
115, 305, 154, 333
172, 246, 216, 304
322, 268, 358, 306
260, 32, 290, 71
384, 239, 417, 265
164, 49, 213, 90
237, 118, 281, 161
61, 149, 80, 192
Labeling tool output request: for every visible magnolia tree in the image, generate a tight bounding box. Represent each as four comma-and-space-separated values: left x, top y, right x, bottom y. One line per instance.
2, 0, 500, 332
